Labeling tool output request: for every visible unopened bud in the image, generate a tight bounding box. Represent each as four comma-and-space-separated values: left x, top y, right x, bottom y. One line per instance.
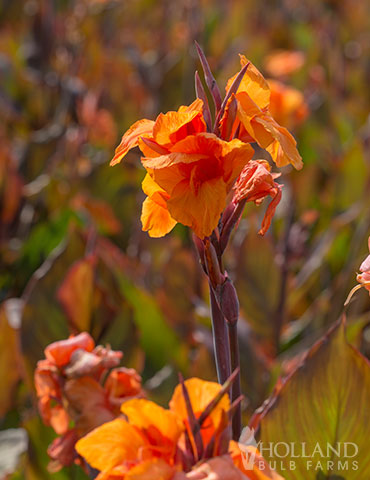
204, 238, 224, 287
220, 278, 239, 326
193, 234, 207, 274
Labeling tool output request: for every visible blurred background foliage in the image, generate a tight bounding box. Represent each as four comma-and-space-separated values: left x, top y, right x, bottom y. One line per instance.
0, 0, 369, 477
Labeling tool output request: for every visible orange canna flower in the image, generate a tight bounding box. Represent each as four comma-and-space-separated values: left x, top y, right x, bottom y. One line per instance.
267, 80, 308, 130
111, 100, 253, 239
76, 377, 283, 480
169, 377, 230, 447
233, 160, 282, 235
110, 49, 302, 240
226, 56, 303, 170
345, 236, 370, 305
76, 400, 183, 479
44, 332, 95, 367
35, 333, 143, 472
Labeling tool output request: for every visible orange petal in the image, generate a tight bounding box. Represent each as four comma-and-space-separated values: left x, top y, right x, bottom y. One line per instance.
142, 173, 169, 206
45, 332, 95, 367
141, 173, 177, 237
258, 187, 282, 235
111, 119, 155, 166
105, 367, 142, 400
153, 107, 206, 146
38, 397, 70, 435
170, 378, 230, 433
125, 459, 175, 480
149, 165, 185, 197
227, 56, 270, 109
142, 152, 206, 169
236, 93, 273, 148
34, 365, 60, 398
120, 398, 183, 445
233, 160, 274, 203
76, 418, 147, 473
255, 116, 303, 169
187, 455, 247, 480
141, 197, 177, 238
167, 177, 227, 239
169, 133, 223, 156
221, 139, 255, 190
178, 98, 204, 114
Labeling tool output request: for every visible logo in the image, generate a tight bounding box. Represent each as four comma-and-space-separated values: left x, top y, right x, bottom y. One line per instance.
237, 427, 360, 473
238, 426, 258, 470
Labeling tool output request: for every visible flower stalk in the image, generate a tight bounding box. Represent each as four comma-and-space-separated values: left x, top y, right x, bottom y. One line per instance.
195, 229, 242, 440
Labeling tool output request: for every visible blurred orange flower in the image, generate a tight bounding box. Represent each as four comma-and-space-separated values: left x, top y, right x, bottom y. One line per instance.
35, 333, 143, 472
264, 50, 305, 77
267, 80, 308, 130
233, 160, 282, 235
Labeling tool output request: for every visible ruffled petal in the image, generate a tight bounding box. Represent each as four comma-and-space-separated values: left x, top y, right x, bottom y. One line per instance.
169, 378, 230, 432
111, 119, 155, 166
45, 333, 95, 367
141, 197, 177, 238
261, 117, 303, 169
221, 139, 254, 189
153, 106, 206, 146
125, 459, 175, 480
121, 398, 183, 446
226, 55, 270, 109
75, 418, 147, 473
167, 177, 227, 239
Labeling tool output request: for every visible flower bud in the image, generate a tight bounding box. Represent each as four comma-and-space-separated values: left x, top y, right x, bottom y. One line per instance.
220, 278, 239, 326
193, 234, 207, 274
204, 238, 225, 287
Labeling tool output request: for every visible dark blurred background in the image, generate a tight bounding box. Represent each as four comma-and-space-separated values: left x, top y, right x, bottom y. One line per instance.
0, 0, 369, 477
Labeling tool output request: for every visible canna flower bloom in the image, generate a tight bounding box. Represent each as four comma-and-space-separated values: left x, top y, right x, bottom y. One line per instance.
111, 99, 253, 239
233, 160, 282, 236
110, 48, 302, 240
76, 377, 283, 480
345, 237, 370, 305
34, 333, 143, 471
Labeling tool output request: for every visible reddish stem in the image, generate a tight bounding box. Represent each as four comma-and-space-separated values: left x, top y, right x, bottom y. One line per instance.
209, 284, 231, 385
228, 323, 242, 440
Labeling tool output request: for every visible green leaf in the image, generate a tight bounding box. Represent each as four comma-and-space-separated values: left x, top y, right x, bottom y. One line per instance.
115, 272, 186, 372
257, 321, 370, 479
21, 209, 80, 272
